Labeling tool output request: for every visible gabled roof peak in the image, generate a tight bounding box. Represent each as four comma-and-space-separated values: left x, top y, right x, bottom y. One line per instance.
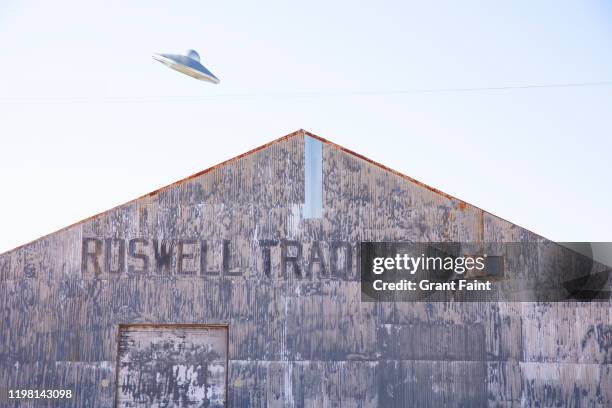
2, 128, 537, 254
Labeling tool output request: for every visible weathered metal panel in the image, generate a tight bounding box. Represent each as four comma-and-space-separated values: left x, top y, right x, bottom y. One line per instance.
0, 361, 114, 407
1, 130, 611, 407
378, 322, 487, 361
520, 362, 612, 406
116, 325, 228, 407
377, 360, 487, 407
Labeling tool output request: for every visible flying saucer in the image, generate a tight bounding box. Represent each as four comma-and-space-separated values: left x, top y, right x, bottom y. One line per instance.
152, 49, 220, 84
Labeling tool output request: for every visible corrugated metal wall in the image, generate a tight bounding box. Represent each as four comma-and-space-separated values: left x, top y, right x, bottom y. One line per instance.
0, 130, 610, 407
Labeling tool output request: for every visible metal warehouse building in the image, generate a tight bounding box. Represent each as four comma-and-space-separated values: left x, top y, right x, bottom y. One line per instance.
1, 129, 610, 407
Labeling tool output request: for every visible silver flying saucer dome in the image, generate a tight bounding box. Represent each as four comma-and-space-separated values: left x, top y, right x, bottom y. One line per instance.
152, 49, 220, 84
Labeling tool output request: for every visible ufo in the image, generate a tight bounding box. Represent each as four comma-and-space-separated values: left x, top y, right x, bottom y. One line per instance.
152, 49, 220, 84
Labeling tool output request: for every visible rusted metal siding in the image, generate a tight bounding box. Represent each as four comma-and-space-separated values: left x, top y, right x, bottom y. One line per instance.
0, 129, 610, 407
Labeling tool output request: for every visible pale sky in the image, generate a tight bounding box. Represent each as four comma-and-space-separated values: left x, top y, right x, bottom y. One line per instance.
1, 0, 611, 253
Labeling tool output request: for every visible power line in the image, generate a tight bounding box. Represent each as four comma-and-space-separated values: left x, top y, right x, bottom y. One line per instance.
1, 81, 611, 103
